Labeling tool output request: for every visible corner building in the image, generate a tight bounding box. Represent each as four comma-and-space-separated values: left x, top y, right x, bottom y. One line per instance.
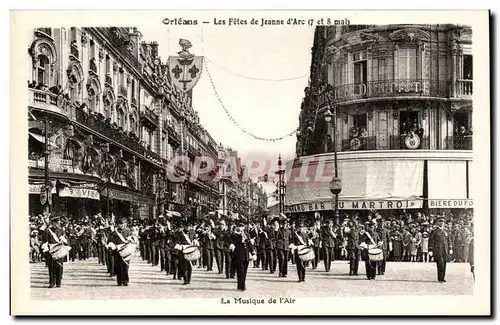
288, 25, 473, 217
27, 27, 220, 220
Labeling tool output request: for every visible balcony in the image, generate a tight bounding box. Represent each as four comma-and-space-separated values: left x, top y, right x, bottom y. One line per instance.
98, 28, 141, 70
105, 74, 113, 87
389, 135, 430, 150
340, 136, 376, 151
456, 80, 473, 98
119, 85, 128, 98
28, 88, 68, 116
74, 109, 162, 165
167, 124, 181, 144
445, 135, 473, 150
140, 107, 159, 128
333, 79, 449, 104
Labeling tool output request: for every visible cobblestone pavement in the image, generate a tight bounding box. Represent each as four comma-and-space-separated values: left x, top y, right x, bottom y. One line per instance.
31, 254, 474, 300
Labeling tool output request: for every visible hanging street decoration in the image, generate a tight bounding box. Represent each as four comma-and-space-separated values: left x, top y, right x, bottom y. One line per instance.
168, 39, 203, 92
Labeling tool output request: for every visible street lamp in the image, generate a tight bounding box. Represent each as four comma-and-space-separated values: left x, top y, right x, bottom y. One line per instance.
275, 154, 286, 214
324, 103, 342, 225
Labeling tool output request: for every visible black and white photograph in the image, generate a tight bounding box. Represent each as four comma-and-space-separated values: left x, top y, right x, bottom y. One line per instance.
10, 10, 490, 316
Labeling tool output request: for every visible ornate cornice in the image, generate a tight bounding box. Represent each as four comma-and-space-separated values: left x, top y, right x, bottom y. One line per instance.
389, 28, 430, 44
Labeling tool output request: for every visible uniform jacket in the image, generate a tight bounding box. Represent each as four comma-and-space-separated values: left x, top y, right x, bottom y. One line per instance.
231, 231, 255, 262
345, 227, 359, 250
107, 227, 132, 246
258, 229, 268, 249
429, 226, 453, 258
320, 225, 335, 248
266, 227, 276, 249
213, 228, 225, 250
276, 227, 292, 250
43, 226, 66, 244
359, 230, 381, 261
291, 230, 309, 247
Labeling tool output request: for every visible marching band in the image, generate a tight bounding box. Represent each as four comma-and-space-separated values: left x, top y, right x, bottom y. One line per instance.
33, 211, 462, 289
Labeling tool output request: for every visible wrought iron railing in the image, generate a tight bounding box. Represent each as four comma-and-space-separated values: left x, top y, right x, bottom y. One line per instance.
140, 107, 159, 125
340, 136, 377, 151
456, 79, 473, 97
74, 109, 162, 163
389, 135, 430, 150
70, 44, 79, 60
445, 135, 473, 150
333, 79, 450, 103
105, 74, 113, 87
119, 85, 128, 98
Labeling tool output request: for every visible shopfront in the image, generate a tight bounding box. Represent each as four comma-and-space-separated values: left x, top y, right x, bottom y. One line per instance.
102, 187, 154, 219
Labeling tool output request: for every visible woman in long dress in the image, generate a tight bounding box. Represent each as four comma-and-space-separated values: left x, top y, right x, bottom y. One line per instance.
392, 228, 402, 261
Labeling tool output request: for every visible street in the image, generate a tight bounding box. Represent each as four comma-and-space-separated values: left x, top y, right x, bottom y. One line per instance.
31, 254, 474, 300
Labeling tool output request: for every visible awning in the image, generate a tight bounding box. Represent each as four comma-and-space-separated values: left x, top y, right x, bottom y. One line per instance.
166, 210, 182, 218
427, 160, 468, 202
285, 199, 423, 213
59, 186, 100, 200
29, 132, 57, 148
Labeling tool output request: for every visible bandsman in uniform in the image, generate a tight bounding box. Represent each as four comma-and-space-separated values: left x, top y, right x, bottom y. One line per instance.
345, 219, 360, 276
321, 218, 336, 272
359, 220, 381, 280
40, 214, 68, 288
214, 220, 226, 274
150, 219, 160, 267
277, 218, 292, 277
229, 221, 256, 291
258, 219, 269, 271
429, 216, 453, 283
222, 220, 234, 279
203, 221, 216, 272
290, 220, 309, 282
107, 218, 136, 286
310, 221, 321, 270
157, 215, 169, 272
268, 218, 279, 274
176, 221, 194, 285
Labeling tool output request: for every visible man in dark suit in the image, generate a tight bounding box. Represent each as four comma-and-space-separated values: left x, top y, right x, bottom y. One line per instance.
429, 216, 453, 283
359, 220, 381, 280
230, 222, 255, 291
376, 218, 390, 275
321, 219, 335, 272
176, 222, 194, 285
277, 219, 292, 277
258, 222, 269, 271
157, 216, 169, 272
222, 221, 234, 279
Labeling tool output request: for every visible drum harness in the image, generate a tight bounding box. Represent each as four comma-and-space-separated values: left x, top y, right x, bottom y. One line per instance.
364, 231, 381, 269
48, 227, 65, 267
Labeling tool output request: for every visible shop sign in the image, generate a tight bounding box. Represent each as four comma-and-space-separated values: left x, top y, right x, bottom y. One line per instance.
59, 187, 100, 200
29, 158, 73, 171
29, 184, 56, 194
104, 188, 153, 205
285, 199, 423, 213
428, 199, 473, 208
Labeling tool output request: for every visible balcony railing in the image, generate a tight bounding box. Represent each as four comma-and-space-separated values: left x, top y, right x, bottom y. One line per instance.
70, 43, 79, 60
389, 135, 430, 150
456, 80, 473, 98
119, 85, 128, 98
140, 107, 159, 126
333, 79, 449, 103
28, 88, 68, 116
340, 136, 376, 151
445, 135, 473, 150
74, 109, 162, 164
105, 74, 113, 87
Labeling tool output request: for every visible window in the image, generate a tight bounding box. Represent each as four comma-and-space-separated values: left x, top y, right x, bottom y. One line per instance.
105, 56, 111, 75
103, 97, 111, 119
398, 48, 417, 80
130, 116, 137, 134
462, 55, 473, 80
36, 55, 49, 86
117, 109, 124, 128
89, 40, 95, 60
88, 88, 97, 112
131, 79, 136, 100
352, 51, 368, 95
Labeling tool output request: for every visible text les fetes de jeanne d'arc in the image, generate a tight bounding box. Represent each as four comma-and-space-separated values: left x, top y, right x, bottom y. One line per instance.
221, 297, 296, 305
162, 18, 350, 27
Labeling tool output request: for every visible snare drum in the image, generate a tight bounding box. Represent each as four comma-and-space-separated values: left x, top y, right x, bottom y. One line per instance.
49, 243, 70, 260
182, 245, 201, 261
117, 243, 136, 261
297, 245, 315, 262
368, 246, 384, 262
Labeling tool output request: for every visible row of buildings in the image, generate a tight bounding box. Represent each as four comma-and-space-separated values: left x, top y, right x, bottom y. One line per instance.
289, 24, 473, 219
27, 27, 267, 221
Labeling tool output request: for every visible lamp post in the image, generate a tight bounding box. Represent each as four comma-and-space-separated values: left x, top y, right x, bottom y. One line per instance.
43, 114, 51, 214
324, 100, 342, 225
275, 154, 286, 214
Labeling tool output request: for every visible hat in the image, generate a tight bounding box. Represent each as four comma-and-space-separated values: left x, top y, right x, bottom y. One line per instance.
436, 216, 446, 222
271, 216, 280, 224
50, 215, 61, 222
118, 218, 127, 225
